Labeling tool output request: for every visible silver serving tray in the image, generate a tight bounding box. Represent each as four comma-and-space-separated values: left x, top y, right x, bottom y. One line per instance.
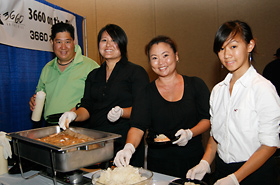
7, 126, 121, 172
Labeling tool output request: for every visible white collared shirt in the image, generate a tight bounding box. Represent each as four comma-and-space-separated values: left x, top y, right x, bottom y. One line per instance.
210, 66, 280, 163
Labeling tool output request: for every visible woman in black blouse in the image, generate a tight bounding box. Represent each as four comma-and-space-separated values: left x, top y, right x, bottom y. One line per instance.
114, 36, 211, 178
58, 24, 149, 167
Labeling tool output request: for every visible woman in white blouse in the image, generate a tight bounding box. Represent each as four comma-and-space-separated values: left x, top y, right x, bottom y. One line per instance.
187, 20, 280, 185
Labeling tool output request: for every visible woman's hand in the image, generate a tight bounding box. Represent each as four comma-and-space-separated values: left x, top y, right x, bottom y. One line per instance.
113, 143, 135, 167
172, 129, 193, 146
214, 174, 239, 185
58, 111, 77, 130
186, 160, 211, 180
107, 106, 123, 122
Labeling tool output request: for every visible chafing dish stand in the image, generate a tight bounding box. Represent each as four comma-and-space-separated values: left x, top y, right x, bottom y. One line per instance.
9, 126, 121, 185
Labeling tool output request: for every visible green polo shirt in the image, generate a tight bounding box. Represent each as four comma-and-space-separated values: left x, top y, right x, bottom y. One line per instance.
36, 45, 99, 120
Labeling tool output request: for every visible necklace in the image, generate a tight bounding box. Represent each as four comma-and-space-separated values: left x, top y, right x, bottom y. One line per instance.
57, 59, 74, 66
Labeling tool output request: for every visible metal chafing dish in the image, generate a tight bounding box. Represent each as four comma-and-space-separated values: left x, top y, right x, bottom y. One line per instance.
7, 126, 121, 184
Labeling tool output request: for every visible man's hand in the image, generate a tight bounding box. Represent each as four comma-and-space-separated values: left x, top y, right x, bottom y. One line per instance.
29, 94, 36, 111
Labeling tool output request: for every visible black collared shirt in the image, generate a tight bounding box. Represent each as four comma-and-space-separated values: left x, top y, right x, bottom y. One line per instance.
80, 57, 149, 135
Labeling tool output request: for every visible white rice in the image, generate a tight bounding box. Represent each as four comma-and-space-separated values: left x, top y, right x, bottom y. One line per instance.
96, 165, 147, 185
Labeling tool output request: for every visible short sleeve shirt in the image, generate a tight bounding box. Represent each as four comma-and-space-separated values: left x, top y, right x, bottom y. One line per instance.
131, 75, 210, 158
36, 45, 99, 119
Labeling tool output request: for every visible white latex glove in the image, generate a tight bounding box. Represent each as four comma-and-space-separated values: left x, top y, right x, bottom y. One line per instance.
0, 132, 12, 159
186, 160, 211, 180
172, 129, 193, 146
214, 174, 239, 185
113, 143, 135, 167
107, 106, 123, 122
58, 111, 77, 130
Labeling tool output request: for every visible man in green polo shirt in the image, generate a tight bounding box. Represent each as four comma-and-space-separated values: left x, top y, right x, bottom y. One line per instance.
8, 22, 99, 175
29, 22, 99, 126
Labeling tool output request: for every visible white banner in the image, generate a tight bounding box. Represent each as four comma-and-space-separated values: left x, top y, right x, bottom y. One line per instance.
0, 0, 78, 52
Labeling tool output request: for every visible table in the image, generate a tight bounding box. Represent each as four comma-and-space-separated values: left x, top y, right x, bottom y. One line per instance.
0, 170, 177, 185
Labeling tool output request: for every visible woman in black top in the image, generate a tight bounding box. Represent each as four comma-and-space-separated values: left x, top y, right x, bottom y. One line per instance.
114, 36, 211, 178
58, 24, 149, 167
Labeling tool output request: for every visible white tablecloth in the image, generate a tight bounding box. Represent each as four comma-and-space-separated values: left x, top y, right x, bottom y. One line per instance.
0, 170, 177, 185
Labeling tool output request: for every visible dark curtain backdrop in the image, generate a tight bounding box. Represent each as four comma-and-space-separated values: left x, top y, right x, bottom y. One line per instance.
0, 0, 84, 132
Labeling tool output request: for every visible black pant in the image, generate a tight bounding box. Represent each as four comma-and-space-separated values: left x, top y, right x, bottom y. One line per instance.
214, 155, 278, 185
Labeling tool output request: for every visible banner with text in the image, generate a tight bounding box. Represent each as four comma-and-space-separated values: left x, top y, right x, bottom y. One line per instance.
0, 0, 78, 52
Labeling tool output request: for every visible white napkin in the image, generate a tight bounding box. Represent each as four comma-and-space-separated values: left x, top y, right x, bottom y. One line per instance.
0, 132, 12, 159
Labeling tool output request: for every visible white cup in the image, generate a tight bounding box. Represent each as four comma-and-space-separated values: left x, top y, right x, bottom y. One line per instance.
31, 90, 46, 122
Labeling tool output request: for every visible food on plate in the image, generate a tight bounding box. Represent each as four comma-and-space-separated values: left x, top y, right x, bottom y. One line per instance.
95, 165, 147, 185
36, 129, 94, 147
154, 134, 170, 142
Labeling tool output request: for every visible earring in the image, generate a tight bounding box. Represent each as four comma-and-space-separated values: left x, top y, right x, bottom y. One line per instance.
177, 60, 179, 63
249, 53, 252, 62
221, 64, 223, 68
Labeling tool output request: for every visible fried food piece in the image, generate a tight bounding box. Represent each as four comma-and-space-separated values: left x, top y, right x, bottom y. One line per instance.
154, 134, 170, 142
36, 130, 94, 147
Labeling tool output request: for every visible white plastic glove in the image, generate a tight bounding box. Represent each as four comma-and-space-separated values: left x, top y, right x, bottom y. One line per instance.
186, 160, 211, 180
0, 132, 12, 159
214, 174, 239, 185
113, 143, 135, 167
172, 129, 193, 146
58, 111, 77, 130
107, 106, 123, 122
